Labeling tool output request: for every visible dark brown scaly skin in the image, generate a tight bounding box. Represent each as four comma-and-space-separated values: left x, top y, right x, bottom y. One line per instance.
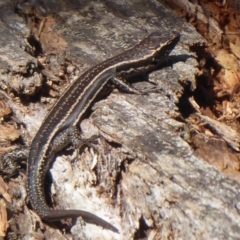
27, 31, 180, 232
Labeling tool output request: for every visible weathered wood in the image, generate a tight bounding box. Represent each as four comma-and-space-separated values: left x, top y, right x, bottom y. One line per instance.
0, 0, 240, 239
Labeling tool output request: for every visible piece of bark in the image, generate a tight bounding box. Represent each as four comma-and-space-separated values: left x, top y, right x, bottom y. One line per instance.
0, 199, 8, 238
0, 0, 240, 240
196, 113, 240, 152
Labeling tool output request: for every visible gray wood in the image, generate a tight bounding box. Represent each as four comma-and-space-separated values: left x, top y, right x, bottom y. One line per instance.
0, 0, 239, 239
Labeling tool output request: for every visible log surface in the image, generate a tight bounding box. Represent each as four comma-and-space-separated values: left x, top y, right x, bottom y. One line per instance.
0, 0, 239, 239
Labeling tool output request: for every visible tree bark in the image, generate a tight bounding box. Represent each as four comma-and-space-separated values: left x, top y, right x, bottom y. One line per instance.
0, 0, 240, 239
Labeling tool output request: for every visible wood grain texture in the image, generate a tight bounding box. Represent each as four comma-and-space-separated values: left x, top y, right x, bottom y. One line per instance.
0, 0, 240, 239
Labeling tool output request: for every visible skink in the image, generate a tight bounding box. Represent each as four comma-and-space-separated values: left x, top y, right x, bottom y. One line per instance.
27, 31, 180, 232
